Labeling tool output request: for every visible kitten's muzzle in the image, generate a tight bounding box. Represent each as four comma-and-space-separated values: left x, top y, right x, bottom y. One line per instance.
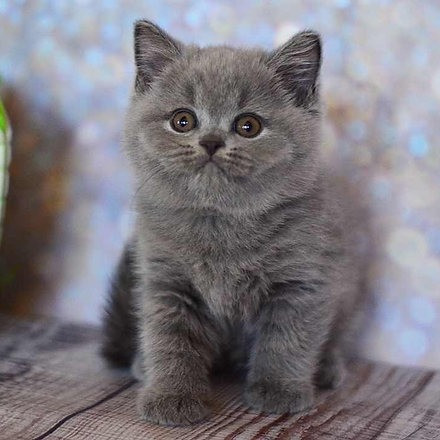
199, 135, 225, 157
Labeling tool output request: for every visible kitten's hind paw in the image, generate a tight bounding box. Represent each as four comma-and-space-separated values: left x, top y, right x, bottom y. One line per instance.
131, 353, 146, 382
137, 388, 210, 426
244, 380, 314, 414
315, 352, 346, 389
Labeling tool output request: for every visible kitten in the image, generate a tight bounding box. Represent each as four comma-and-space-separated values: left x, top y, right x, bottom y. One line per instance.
102, 20, 366, 426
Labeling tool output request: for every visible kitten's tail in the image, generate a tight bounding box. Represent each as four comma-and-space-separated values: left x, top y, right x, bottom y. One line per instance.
101, 240, 138, 368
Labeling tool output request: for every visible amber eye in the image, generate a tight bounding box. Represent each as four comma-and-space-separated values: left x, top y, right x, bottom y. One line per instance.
234, 114, 262, 138
170, 109, 197, 133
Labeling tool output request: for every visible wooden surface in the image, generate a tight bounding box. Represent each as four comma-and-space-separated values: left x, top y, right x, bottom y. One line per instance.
0, 316, 439, 440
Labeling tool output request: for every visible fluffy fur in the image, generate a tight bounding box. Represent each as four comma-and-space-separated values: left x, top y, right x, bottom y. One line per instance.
102, 20, 366, 426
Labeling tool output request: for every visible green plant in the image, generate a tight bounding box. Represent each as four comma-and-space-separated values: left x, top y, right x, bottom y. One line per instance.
0, 95, 10, 242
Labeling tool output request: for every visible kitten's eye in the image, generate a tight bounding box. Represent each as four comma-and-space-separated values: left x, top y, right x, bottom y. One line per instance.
170, 109, 197, 133
234, 114, 262, 138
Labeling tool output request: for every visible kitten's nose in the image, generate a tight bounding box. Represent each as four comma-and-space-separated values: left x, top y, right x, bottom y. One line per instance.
199, 135, 225, 156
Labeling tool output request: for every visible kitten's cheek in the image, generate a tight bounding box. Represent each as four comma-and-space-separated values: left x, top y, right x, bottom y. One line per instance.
257, 144, 289, 162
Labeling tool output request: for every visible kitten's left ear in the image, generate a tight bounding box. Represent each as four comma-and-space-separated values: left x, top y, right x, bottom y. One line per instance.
267, 31, 321, 107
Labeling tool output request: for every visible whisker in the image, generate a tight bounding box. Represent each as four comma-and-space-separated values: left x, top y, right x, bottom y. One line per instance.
222, 158, 252, 171
179, 157, 199, 163
133, 175, 149, 199
129, 165, 161, 211
166, 150, 196, 159
225, 152, 253, 163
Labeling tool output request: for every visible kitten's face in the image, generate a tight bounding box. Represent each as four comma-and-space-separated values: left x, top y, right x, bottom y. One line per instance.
125, 22, 322, 213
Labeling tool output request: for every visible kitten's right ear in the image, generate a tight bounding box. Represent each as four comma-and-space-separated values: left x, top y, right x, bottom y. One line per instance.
267, 30, 321, 107
134, 20, 182, 93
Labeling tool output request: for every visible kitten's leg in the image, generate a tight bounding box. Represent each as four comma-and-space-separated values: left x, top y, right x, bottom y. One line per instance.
245, 286, 333, 414
137, 277, 220, 426
131, 352, 146, 382
315, 345, 346, 389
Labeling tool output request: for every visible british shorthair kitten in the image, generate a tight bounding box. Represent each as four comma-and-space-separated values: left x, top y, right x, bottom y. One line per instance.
102, 20, 365, 426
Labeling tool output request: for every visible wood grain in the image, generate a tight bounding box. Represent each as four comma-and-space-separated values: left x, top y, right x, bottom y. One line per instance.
0, 316, 439, 439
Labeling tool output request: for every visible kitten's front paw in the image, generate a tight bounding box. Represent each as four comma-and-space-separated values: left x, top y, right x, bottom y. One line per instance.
137, 388, 210, 426
244, 380, 314, 414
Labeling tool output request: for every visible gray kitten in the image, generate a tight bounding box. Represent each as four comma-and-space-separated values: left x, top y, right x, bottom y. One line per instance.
102, 20, 366, 426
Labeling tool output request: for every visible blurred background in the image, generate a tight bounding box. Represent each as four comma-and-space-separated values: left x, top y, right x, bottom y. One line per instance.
0, 0, 439, 369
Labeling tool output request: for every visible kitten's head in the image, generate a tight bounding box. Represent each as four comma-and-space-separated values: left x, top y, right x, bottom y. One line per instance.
125, 20, 322, 214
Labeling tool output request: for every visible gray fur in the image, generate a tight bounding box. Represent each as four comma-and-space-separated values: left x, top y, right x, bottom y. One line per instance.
102, 20, 366, 426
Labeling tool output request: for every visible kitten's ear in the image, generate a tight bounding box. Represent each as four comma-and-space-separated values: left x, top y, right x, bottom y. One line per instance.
267, 31, 321, 107
134, 20, 183, 93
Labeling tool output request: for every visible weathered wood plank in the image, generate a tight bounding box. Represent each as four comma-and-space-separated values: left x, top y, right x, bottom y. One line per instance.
0, 316, 439, 440
0, 316, 132, 440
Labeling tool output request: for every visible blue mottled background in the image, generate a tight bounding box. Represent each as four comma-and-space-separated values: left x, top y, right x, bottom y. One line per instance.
0, 0, 439, 369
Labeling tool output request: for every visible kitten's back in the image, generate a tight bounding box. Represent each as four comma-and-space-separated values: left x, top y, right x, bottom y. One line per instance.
101, 240, 138, 367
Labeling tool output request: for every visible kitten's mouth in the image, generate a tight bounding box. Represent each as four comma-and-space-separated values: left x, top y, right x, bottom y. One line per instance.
200, 157, 228, 176
197, 155, 252, 179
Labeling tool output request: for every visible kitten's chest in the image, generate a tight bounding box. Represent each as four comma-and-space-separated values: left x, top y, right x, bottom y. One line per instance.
181, 216, 269, 319
189, 256, 266, 320
146, 207, 282, 318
